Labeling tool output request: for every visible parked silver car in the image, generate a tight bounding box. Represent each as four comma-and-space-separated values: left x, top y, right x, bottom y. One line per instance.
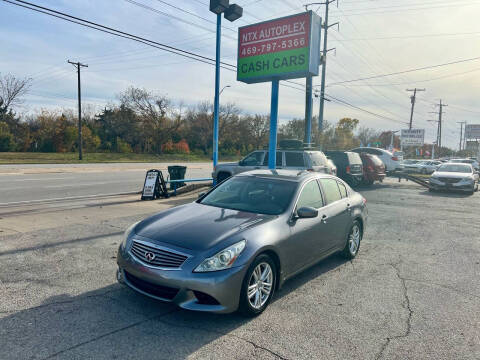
429, 163, 479, 194
212, 149, 334, 183
117, 170, 367, 315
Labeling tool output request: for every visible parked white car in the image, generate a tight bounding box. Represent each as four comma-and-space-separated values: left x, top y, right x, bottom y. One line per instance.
415, 160, 442, 174
448, 158, 479, 171
351, 147, 403, 174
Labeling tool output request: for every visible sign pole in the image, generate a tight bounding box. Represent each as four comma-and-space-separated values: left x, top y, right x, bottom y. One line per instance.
213, 13, 221, 180
268, 79, 280, 170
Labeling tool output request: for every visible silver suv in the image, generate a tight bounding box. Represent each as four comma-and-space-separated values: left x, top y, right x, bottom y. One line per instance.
213, 149, 333, 183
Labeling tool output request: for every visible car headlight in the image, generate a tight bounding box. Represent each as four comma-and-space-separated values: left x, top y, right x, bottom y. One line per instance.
194, 240, 246, 272
459, 177, 473, 184
121, 221, 140, 250
430, 177, 440, 183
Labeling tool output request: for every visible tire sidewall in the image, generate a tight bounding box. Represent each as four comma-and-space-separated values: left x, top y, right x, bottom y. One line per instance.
238, 254, 276, 316
344, 221, 362, 259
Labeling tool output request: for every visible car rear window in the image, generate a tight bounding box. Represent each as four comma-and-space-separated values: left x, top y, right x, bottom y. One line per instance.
308, 152, 328, 166
347, 152, 363, 164
319, 178, 342, 204
337, 181, 348, 198
285, 152, 305, 167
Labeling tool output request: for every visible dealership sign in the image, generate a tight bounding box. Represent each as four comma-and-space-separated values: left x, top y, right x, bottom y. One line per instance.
401, 129, 425, 146
237, 11, 321, 83
465, 124, 480, 139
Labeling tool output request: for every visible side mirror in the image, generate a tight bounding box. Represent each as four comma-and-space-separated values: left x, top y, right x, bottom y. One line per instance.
296, 207, 319, 219
197, 192, 206, 199
239, 160, 245, 166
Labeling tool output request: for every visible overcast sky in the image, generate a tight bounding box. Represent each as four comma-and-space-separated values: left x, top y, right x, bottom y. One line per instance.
1, 0, 480, 149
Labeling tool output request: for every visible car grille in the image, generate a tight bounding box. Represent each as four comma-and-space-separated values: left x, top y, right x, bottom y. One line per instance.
130, 240, 188, 268
437, 177, 460, 184
124, 271, 179, 300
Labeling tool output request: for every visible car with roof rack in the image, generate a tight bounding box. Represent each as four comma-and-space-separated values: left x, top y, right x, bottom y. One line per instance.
212, 140, 335, 183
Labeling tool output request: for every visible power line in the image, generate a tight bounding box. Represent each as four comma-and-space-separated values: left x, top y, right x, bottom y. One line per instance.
2, 0, 237, 69
325, 92, 410, 125
326, 56, 480, 86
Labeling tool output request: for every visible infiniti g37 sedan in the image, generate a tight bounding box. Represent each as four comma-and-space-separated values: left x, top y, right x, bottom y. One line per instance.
116, 170, 368, 316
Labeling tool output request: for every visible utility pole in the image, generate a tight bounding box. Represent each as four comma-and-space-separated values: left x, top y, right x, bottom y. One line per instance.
437, 100, 447, 148
457, 121, 466, 152
406, 88, 426, 129
304, 75, 313, 145
315, 0, 338, 133
68, 60, 88, 160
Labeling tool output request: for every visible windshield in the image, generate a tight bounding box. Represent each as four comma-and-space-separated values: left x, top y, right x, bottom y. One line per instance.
437, 164, 471, 173
450, 159, 473, 164
200, 176, 297, 215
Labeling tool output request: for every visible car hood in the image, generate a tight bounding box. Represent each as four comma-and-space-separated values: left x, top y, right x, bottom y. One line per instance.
432, 171, 472, 179
134, 202, 273, 251
216, 162, 238, 168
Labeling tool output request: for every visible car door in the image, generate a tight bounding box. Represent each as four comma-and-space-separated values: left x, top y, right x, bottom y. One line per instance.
286, 179, 327, 273
318, 178, 352, 249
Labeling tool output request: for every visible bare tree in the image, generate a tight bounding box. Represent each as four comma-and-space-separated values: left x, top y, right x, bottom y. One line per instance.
0, 73, 32, 111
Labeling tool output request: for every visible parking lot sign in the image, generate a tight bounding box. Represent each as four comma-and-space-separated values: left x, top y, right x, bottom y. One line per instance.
401, 129, 425, 146
237, 11, 321, 84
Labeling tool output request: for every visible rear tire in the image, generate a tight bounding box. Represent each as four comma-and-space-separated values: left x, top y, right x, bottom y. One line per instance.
238, 254, 276, 317
342, 221, 362, 259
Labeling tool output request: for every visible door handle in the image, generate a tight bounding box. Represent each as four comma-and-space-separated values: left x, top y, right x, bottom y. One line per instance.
321, 214, 328, 223
254, 167, 261, 169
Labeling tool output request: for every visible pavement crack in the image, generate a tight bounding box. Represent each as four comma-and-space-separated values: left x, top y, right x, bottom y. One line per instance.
155, 318, 289, 360
41, 308, 179, 360
375, 262, 413, 360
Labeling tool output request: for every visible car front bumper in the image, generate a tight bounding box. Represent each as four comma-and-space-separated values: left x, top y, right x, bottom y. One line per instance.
429, 180, 474, 192
117, 246, 248, 314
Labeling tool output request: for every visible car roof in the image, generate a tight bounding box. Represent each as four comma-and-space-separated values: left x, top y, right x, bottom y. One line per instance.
237, 169, 335, 182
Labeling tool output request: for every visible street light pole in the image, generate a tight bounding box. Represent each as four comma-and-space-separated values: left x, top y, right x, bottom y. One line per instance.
213, 12, 222, 171
210, 0, 242, 184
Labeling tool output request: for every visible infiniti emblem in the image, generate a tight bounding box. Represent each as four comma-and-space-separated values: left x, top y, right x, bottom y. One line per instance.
145, 252, 156, 262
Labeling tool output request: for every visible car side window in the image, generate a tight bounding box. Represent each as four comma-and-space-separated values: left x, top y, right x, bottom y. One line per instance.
242, 151, 264, 166
319, 178, 342, 204
337, 181, 348, 198
285, 152, 305, 167
296, 180, 324, 209
263, 152, 283, 167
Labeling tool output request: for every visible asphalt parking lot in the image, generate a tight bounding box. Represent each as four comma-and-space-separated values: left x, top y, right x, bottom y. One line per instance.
1, 179, 479, 360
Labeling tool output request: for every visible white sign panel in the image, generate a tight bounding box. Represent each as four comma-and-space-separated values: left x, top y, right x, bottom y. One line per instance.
142, 171, 158, 198
401, 129, 425, 146
465, 124, 480, 139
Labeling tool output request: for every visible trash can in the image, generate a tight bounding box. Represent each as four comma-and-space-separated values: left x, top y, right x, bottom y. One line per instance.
168, 165, 187, 189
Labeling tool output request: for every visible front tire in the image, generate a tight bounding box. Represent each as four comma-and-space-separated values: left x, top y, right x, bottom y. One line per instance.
342, 221, 362, 259
238, 254, 276, 317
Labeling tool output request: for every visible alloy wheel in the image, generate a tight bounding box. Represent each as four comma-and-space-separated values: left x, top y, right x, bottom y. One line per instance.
247, 262, 273, 309
349, 224, 361, 255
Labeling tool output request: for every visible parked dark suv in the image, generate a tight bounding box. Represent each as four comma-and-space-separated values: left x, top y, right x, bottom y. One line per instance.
324, 151, 364, 186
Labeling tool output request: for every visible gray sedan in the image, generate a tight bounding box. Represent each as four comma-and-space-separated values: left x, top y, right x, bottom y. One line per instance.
117, 170, 368, 316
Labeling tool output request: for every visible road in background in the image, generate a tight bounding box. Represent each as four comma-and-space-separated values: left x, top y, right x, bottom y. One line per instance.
0, 162, 212, 204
